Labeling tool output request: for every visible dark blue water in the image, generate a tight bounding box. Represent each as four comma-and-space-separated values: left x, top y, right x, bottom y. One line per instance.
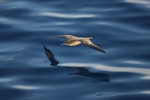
0, 0, 150, 100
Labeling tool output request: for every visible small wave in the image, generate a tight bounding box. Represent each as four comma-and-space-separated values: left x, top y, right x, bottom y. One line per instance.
141, 76, 150, 79
95, 21, 149, 33
125, 0, 150, 8
0, 77, 14, 83
61, 63, 150, 75
124, 60, 143, 65
41, 12, 96, 18
141, 91, 150, 94
12, 85, 39, 90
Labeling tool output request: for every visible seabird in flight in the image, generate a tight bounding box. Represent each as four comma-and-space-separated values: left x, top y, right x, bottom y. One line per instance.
49, 35, 106, 53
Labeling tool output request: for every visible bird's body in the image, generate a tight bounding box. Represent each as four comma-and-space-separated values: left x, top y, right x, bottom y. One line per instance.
49, 35, 106, 53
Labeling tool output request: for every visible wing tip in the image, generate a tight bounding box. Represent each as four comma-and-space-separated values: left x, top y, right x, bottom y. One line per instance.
51, 60, 59, 66
44, 45, 46, 49
102, 50, 106, 54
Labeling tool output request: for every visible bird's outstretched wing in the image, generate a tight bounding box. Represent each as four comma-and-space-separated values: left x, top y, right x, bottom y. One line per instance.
86, 43, 106, 53
44, 46, 59, 66
48, 35, 76, 39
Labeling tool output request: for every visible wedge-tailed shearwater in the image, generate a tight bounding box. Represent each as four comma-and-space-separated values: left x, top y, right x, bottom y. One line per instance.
49, 35, 106, 53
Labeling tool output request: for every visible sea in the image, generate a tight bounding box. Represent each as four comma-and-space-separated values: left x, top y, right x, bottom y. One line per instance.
0, 0, 150, 100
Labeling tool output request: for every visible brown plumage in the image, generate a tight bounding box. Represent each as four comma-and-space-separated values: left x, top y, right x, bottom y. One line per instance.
49, 35, 106, 53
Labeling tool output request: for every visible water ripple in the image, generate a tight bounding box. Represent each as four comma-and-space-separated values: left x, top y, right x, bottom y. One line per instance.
12, 85, 39, 90
41, 12, 96, 18
125, 0, 150, 8
0, 0, 150, 100
61, 63, 150, 75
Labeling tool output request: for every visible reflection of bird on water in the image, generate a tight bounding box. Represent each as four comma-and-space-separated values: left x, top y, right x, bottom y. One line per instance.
48, 35, 106, 53
44, 46, 59, 66
43, 46, 109, 82
69, 67, 109, 82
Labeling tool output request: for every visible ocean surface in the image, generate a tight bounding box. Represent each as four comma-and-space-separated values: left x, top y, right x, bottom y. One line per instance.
0, 0, 150, 100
